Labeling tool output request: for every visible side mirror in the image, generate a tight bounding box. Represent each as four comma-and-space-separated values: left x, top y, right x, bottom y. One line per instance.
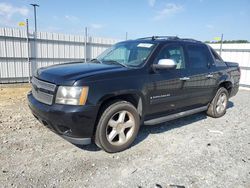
152, 59, 177, 70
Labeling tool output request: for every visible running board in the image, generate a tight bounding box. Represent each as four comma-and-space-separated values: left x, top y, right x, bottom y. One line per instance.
144, 106, 208, 125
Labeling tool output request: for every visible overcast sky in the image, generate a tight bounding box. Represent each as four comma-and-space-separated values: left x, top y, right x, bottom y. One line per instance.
0, 0, 249, 41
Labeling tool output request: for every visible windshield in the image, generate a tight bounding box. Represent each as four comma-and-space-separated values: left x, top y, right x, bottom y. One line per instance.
95, 41, 156, 67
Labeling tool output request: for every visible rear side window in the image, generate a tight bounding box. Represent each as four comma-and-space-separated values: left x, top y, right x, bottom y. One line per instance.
210, 47, 223, 61
210, 47, 227, 67
187, 45, 210, 69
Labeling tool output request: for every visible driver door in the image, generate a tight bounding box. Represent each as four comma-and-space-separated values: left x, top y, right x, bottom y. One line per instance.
146, 43, 190, 118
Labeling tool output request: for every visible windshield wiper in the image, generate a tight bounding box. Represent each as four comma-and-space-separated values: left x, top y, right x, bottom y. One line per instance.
102, 60, 128, 68
90, 59, 102, 64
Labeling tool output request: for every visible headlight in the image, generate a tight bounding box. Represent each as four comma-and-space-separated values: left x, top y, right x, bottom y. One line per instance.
55, 86, 89, 105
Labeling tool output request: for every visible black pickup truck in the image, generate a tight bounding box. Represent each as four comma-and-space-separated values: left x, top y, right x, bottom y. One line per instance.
28, 36, 240, 153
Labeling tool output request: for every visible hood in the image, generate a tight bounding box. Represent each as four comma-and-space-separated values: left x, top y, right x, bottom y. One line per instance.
36, 62, 125, 85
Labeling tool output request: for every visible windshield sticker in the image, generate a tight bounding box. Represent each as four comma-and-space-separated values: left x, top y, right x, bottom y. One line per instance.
137, 43, 153, 48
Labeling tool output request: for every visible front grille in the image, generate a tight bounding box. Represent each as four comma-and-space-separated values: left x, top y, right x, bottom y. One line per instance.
31, 77, 56, 105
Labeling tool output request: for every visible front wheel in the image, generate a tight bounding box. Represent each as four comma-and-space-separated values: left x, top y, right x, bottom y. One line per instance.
95, 101, 140, 153
207, 87, 229, 118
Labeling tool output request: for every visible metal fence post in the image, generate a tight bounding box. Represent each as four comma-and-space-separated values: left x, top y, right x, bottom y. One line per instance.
26, 19, 31, 83
84, 27, 88, 63
219, 34, 223, 55
31, 30, 38, 76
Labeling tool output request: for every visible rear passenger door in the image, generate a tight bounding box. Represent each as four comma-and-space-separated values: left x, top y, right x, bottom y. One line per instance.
184, 44, 217, 106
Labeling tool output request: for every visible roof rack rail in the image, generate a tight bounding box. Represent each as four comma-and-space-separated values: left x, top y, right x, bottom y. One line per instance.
180, 38, 202, 43
137, 36, 180, 41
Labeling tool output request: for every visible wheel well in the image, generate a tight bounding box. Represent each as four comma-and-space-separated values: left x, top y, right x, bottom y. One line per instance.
93, 94, 142, 137
219, 81, 232, 94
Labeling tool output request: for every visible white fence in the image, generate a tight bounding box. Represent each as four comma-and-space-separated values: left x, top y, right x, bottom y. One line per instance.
0, 28, 119, 83
209, 43, 250, 88
0, 28, 249, 87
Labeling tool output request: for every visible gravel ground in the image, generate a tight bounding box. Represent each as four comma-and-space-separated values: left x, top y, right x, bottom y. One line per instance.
0, 85, 249, 188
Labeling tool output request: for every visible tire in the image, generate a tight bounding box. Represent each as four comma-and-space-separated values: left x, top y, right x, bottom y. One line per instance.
95, 101, 140, 153
207, 87, 229, 118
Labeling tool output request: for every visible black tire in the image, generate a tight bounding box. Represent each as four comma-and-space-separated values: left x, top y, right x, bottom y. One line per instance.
207, 87, 229, 118
95, 101, 140, 153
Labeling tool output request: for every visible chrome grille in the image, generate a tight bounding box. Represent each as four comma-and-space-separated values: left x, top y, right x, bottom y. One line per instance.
31, 77, 56, 105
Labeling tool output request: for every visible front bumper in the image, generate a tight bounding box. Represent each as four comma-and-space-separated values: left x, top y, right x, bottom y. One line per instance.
27, 92, 99, 145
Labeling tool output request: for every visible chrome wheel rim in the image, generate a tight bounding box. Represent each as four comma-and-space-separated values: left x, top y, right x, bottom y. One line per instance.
106, 110, 135, 146
216, 93, 227, 114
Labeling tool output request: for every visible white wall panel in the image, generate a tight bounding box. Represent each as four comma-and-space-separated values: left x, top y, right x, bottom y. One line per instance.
208, 43, 250, 87
1, 27, 248, 86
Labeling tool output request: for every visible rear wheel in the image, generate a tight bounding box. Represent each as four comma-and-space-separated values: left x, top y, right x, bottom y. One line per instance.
95, 101, 140, 153
207, 87, 229, 118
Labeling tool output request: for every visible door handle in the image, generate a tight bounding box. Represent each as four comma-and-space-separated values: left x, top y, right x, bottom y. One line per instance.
179, 77, 190, 81
206, 74, 214, 78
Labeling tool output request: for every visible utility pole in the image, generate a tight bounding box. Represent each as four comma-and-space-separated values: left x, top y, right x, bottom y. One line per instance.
30, 3, 39, 75
125, 32, 128, 40
30, 4, 39, 33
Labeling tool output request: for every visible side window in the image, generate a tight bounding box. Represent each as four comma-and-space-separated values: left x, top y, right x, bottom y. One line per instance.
210, 47, 227, 67
187, 45, 210, 69
155, 45, 185, 69
210, 48, 222, 61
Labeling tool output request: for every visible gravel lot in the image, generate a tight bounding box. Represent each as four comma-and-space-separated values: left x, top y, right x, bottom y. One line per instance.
0, 85, 249, 188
